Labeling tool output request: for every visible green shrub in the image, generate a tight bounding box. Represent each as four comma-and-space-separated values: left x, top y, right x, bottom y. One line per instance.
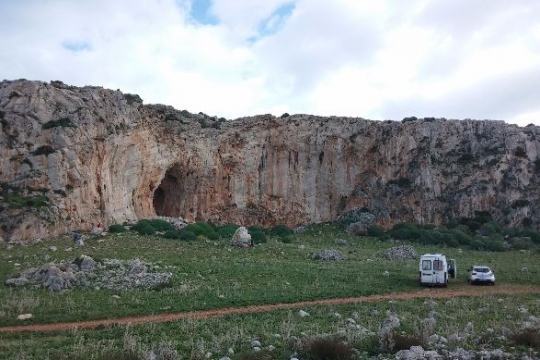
248, 225, 266, 233
42, 117, 76, 129
367, 225, 386, 238
182, 224, 206, 236
509, 237, 533, 250
26, 195, 49, 208
270, 224, 293, 238
108, 224, 127, 233
195, 221, 215, 234
485, 240, 506, 252
298, 337, 355, 360
390, 223, 422, 241
250, 231, 267, 244
179, 230, 196, 241
470, 238, 485, 250
217, 223, 241, 238
517, 230, 540, 244
451, 229, 471, 245
206, 231, 220, 240
162, 230, 181, 239
280, 235, 294, 243
147, 219, 174, 232
137, 224, 155, 236
133, 219, 152, 231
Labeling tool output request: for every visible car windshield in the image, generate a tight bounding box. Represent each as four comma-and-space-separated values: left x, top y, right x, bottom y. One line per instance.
473, 267, 491, 273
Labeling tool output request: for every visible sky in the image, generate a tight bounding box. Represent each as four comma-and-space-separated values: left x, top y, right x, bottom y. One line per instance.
1, 0, 540, 126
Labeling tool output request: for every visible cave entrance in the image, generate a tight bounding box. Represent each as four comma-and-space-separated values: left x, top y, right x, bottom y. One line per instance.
153, 164, 185, 217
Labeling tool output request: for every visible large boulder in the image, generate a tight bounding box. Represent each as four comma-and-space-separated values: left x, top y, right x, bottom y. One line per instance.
231, 226, 252, 247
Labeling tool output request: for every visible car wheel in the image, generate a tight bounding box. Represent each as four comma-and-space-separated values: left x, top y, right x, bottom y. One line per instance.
490, 282, 495, 286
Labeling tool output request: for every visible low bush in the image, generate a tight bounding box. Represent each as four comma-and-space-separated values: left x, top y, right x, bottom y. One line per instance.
147, 219, 174, 232
510, 328, 540, 350
217, 223, 240, 238
248, 225, 266, 233
250, 231, 267, 244
297, 337, 355, 360
108, 224, 127, 233
183, 224, 206, 236
280, 235, 294, 243
42, 117, 76, 129
368, 225, 389, 239
162, 230, 181, 239
393, 333, 424, 350
269, 224, 293, 238
178, 230, 196, 241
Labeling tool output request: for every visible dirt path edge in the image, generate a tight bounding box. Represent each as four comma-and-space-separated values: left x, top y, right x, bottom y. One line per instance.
2, 284, 539, 332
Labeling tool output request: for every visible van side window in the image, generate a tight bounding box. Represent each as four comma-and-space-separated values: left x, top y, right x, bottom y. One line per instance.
422, 260, 431, 270
433, 260, 444, 271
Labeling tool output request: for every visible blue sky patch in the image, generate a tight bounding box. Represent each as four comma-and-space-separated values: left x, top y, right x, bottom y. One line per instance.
62, 40, 92, 52
249, 2, 295, 42
190, 0, 218, 25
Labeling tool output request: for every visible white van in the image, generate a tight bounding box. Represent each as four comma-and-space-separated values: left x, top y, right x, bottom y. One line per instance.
419, 253, 456, 286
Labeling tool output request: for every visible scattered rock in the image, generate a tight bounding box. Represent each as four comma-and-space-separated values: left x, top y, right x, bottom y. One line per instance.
4, 276, 29, 287
312, 249, 344, 261
4, 255, 173, 291
17, 313, 33, 320
48, 246, 57, 252
294, 225, 308, 234
333, 238, 347, 246
385, 245, 417, 260
298, 310, 310, 318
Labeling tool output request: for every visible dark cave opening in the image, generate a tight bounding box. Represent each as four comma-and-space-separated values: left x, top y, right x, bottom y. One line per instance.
153, 165, 184, 217
153, 187, 165, 215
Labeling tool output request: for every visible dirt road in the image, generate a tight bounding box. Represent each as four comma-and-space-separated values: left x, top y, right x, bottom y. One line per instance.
1, 283, 539, 332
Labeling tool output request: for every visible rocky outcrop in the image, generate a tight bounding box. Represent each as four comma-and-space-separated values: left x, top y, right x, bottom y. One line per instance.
1, 79, 540, 241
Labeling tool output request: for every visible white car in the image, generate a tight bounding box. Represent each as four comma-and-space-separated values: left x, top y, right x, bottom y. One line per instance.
467, 265, 495, 285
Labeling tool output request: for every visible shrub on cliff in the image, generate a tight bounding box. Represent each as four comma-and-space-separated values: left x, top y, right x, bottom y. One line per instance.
336, 207, 373, 229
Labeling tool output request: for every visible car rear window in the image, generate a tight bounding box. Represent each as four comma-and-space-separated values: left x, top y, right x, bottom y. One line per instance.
474, 267, 490, 273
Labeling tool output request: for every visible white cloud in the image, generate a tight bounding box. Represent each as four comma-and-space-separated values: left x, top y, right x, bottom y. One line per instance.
1, 0, 540, 124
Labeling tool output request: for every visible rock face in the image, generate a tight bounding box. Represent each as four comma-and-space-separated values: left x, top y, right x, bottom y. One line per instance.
1, 79, 540, 241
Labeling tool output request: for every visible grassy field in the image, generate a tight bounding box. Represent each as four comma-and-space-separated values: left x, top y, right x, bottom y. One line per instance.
1, 224, 540, 359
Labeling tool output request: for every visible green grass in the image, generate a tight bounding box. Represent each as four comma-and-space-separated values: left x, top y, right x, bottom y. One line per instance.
0, 293, 539, 359
1, 224, 540, 358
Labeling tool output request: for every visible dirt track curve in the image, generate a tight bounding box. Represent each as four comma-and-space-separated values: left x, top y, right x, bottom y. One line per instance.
2, 284, 539, 332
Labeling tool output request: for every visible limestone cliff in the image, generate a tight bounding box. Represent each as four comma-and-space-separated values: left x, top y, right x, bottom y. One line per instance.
1, 79, 539, 242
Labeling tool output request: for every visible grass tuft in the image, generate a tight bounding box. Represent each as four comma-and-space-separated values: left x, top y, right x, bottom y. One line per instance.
298, 337, 355, 360
510, 329, 540, 350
